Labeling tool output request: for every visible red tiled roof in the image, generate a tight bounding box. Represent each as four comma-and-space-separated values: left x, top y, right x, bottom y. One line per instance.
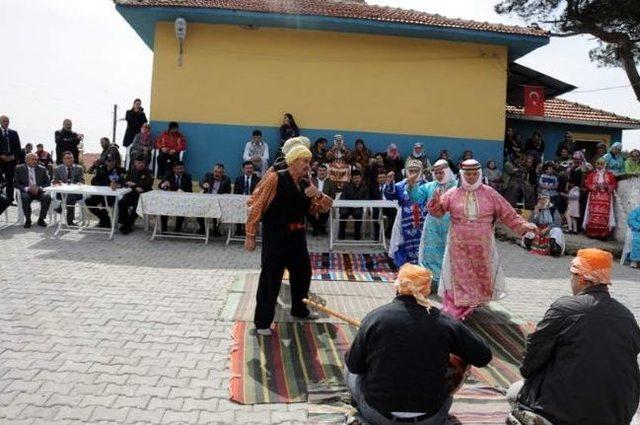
114, 0, 548, 37
506, 98, 640, 128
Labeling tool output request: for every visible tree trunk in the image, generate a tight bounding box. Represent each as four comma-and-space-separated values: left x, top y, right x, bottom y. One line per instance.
619, 41, 640, 102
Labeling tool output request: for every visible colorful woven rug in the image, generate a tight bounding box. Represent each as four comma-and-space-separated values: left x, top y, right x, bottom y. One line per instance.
283, 252, 397, 282
230, 321, 357, 404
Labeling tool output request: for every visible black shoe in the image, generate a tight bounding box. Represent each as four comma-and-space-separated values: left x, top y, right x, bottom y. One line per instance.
37, 219, 47, 227
24, 219, 31, 229
120, 225, 132, 235
10, 202, 16, 207
67, 221, 76, 226
54, 206, 62, 214
97, 220, 111, 228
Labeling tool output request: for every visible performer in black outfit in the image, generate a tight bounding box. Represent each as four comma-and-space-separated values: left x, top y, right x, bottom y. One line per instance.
245, 142, 332, 336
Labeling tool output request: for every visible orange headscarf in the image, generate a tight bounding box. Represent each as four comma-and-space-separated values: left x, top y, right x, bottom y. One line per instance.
570, 248, 613, 285
394, 264, 433, 311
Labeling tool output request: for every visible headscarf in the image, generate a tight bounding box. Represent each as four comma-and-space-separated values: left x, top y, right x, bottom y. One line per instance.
394, 263, 433, 311
570, 248, 613, 285
387, 143, 399, 160
282, 136, 310, 156
608, 142, 622, 156
285, 145, 312, 165
459, 159, 483, 191
412, 143, 424, 158
432, 159, 453, 183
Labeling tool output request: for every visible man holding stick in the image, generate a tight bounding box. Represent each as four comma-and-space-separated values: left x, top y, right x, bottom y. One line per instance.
344, 263, 492, 425
245, 143, 333, 336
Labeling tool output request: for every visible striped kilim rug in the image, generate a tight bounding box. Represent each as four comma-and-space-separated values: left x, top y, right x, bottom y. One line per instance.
229, 317, 534, 405
230, 321, 357, 404
283, 252, 397, 282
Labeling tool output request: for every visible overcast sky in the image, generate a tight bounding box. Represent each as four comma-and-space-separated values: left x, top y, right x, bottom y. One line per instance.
2, 0, 638, 154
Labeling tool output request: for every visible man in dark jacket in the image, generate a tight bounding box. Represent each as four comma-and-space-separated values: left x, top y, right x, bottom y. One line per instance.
159, 160, 193, 233
338, 169, 369, 240
508, 248, 640, 425
118, 154, 154, 234
308, 164, 337, 236
234, 161, 260, 195
84, 154, 126, 228
198, 163, 231, 236
0, 115, 21, 201
14, 153, 51, 228
54, 119, 83, 164
346, 264, 492, 425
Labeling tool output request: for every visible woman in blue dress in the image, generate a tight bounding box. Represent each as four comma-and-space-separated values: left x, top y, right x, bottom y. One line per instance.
623, 206, 640, 268
384, 159, 428, 267
407, 159, 457, 291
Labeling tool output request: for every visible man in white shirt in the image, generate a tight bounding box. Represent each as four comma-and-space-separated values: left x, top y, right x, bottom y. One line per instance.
242, 130, 269, 177
14, 153, 51, 228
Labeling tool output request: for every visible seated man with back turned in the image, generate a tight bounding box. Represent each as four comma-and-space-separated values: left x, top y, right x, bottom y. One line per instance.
118, 154, 154, 234
346, 263, 492, 425
338, 169, 368, 240
159, 160, 192, 233
198, 163, 231, 236
52, 151, 85, 225
14, 153, 52, 228
507, 248, 640, 425
84, 153, 126, 228
308, 164, 336, 236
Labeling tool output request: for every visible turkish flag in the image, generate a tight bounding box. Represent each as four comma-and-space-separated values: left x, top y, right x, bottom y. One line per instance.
524, 86, 545, 116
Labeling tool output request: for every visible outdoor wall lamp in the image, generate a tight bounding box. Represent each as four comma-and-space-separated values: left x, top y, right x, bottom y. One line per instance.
174, 17, 187, 66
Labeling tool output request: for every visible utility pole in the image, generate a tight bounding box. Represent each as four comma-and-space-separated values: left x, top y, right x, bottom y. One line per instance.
112, 104, 118, 145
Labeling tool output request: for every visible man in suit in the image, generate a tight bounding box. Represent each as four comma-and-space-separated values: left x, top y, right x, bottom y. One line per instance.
308, 164, 336, 236
0, 115, 22, 202
14, 153, 51, 228
339, 169, 369, 240
52, 151, 86, 225
160, 160, 193, 233
234, 161, 261, 195
198, 163, 231, 236
0, 175, 11, 216
118, 154, 154, 234
369, 169, 392, 240
84, 154, 126, 228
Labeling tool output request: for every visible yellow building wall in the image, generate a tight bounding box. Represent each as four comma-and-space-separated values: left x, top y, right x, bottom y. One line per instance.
151, 22, 508, 141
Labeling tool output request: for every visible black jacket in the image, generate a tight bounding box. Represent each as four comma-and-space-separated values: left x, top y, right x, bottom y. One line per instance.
0, 128, 21, 164
518, 285, 640, 425
54, 129, 81, 163
346, 296, 491, 415
234, 173, 260, 195
125, 167, 154, 193
160, 172, 193, 192
122, 108, 148, 147
200, 173, 231, 194
341, 182, 369, 201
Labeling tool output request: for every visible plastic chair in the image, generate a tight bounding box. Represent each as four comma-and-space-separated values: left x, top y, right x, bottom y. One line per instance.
14, 188, 54, 225
153, 149, 186, 179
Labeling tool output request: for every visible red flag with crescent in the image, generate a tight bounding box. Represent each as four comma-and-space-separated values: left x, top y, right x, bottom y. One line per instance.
524, 86, 545, 116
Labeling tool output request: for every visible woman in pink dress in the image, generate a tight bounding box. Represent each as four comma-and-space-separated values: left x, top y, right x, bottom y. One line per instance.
426, 159, 537, 320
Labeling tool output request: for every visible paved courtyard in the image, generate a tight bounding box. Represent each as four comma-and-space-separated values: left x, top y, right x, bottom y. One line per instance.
1, 210, 639, 424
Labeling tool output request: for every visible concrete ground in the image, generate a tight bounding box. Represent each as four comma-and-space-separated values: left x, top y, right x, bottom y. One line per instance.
1, 207, 639, 424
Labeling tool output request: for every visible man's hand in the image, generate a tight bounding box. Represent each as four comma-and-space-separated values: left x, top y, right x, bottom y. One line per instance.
127, 181, 136, 187
160, 181, 170, 190
109, 181, 118, 190
245, 236, 256, 252
406, 169, 420, 186
305, 185, 321, 199
522, 222, 538, 234
202, 182, 210, 190
78, 134, 84, 141
169, 149, 176, 155
385, 172, 395, 186
28, 185, 39, 195
136, 187, 144, 193
0, 154, 7, 162
161, 148, 169, 153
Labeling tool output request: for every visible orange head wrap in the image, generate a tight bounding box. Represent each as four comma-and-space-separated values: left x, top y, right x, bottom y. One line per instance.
570, 248, 613, 285
394, 264, 433, 311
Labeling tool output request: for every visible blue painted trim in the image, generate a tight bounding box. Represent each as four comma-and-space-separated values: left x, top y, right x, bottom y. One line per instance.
115, 5, 548, 59
149, 121, 503, 179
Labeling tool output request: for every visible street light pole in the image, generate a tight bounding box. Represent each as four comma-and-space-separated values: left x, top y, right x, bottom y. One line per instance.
112, 104, 118, 145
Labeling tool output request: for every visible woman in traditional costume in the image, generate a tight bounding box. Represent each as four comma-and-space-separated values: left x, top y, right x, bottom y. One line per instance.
427, 159, 537, 320
622, 206, 640, 268
583, 157, 617, 239
407, 159, 457, 292
385, 159, 428, 267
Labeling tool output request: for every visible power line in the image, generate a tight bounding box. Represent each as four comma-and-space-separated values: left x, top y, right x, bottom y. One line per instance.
572, 83, 638, 93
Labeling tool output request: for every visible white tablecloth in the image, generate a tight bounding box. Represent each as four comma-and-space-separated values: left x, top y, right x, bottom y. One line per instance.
137, 191, 251, 221
44, 184, 131, 199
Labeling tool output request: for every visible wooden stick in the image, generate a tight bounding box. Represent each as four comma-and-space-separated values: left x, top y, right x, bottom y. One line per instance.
303, 298, 361, 327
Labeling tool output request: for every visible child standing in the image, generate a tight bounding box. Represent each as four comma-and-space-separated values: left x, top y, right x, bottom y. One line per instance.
565, 185, 580, 234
